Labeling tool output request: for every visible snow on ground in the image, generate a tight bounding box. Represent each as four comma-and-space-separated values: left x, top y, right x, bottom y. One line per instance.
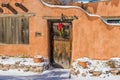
0, 56, 48, 76
73, 76, 120, 80
0, 68, 71, 80
0, 69, 39, 76
72, 57, 111, 74
71, 57, 120, 80
0, 56, 119, 80
0, 68, 119, 80
0, 56, 48, 66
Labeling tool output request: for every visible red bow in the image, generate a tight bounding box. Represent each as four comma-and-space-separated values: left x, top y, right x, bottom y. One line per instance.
58, 22, 64, 31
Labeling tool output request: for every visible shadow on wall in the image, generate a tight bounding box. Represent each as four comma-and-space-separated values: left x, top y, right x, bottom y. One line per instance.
106, 26, 114, 30
111, 0, 119, 7
1, 2, 29, 14
106, 26, 120, 31
0, 8, 3, 13
87, 2, 98, 13
85, 2, 99, 14
2, 3, 17, 14
85, 0, 120, 14
15, 2, 29, 12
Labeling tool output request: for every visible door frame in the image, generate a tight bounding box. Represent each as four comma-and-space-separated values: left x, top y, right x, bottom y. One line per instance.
47, 19, 73, 68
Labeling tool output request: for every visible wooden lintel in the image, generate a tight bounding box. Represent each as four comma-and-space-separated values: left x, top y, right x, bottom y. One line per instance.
53, 23, 71, 26
0, 13, 35, 17
42, 16, 75, 20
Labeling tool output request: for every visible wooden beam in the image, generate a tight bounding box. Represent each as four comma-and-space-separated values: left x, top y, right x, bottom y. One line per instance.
42, 16, 75, 20
0, 13, 35, 17
53, 23, 71, 26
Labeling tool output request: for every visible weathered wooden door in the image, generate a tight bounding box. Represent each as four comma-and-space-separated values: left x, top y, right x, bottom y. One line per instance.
50, 22, 72, 68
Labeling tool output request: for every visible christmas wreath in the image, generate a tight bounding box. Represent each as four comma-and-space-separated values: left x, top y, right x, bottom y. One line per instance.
57, 22, 65, 37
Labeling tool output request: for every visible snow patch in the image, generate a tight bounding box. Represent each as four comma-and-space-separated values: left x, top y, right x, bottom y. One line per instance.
72, 57, 120, 78
0, 69, 38, 76
0, 56, 49, 76
0, 57, 48, 66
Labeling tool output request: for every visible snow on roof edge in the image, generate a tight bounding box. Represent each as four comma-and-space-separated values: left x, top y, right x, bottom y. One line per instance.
40, 0, 120, 26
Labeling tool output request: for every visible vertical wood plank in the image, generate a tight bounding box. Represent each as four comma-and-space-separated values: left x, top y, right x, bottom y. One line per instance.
6, 17, 8, 43
14, 16, 17, 44
6, 17, 10, 44
18, 16, 22, 44
3, 17, 6, 43
0, 17, 2, 43
21, 17, 24, 43
9, 16, 12, 44
11, 17, 14, 44
26, 17, 29, 44
16, 16, 19, 44
1, 17, 4, 43
22, 17, 26, 44
22, 17, 29, 44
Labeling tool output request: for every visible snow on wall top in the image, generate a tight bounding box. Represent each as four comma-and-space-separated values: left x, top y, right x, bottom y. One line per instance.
40, 0, 120, 26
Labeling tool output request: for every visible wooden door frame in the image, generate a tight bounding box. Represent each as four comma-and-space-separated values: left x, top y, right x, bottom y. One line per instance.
47, 19, 73, 68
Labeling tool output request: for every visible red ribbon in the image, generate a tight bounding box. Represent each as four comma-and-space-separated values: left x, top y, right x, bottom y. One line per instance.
58, 22, 64, 31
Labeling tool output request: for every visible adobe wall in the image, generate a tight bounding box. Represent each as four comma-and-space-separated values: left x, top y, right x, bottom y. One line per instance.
0, 0, 120, 61
86, 0, 120, 16
72, 15, 120, 60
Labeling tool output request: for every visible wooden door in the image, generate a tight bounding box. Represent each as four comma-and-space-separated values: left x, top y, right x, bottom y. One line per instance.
51, 22, 72, 68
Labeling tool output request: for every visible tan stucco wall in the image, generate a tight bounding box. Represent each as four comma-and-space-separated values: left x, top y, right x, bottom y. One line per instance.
72, 15, 120, 60
86, 0, 120, 16
0, 0, 120, 61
